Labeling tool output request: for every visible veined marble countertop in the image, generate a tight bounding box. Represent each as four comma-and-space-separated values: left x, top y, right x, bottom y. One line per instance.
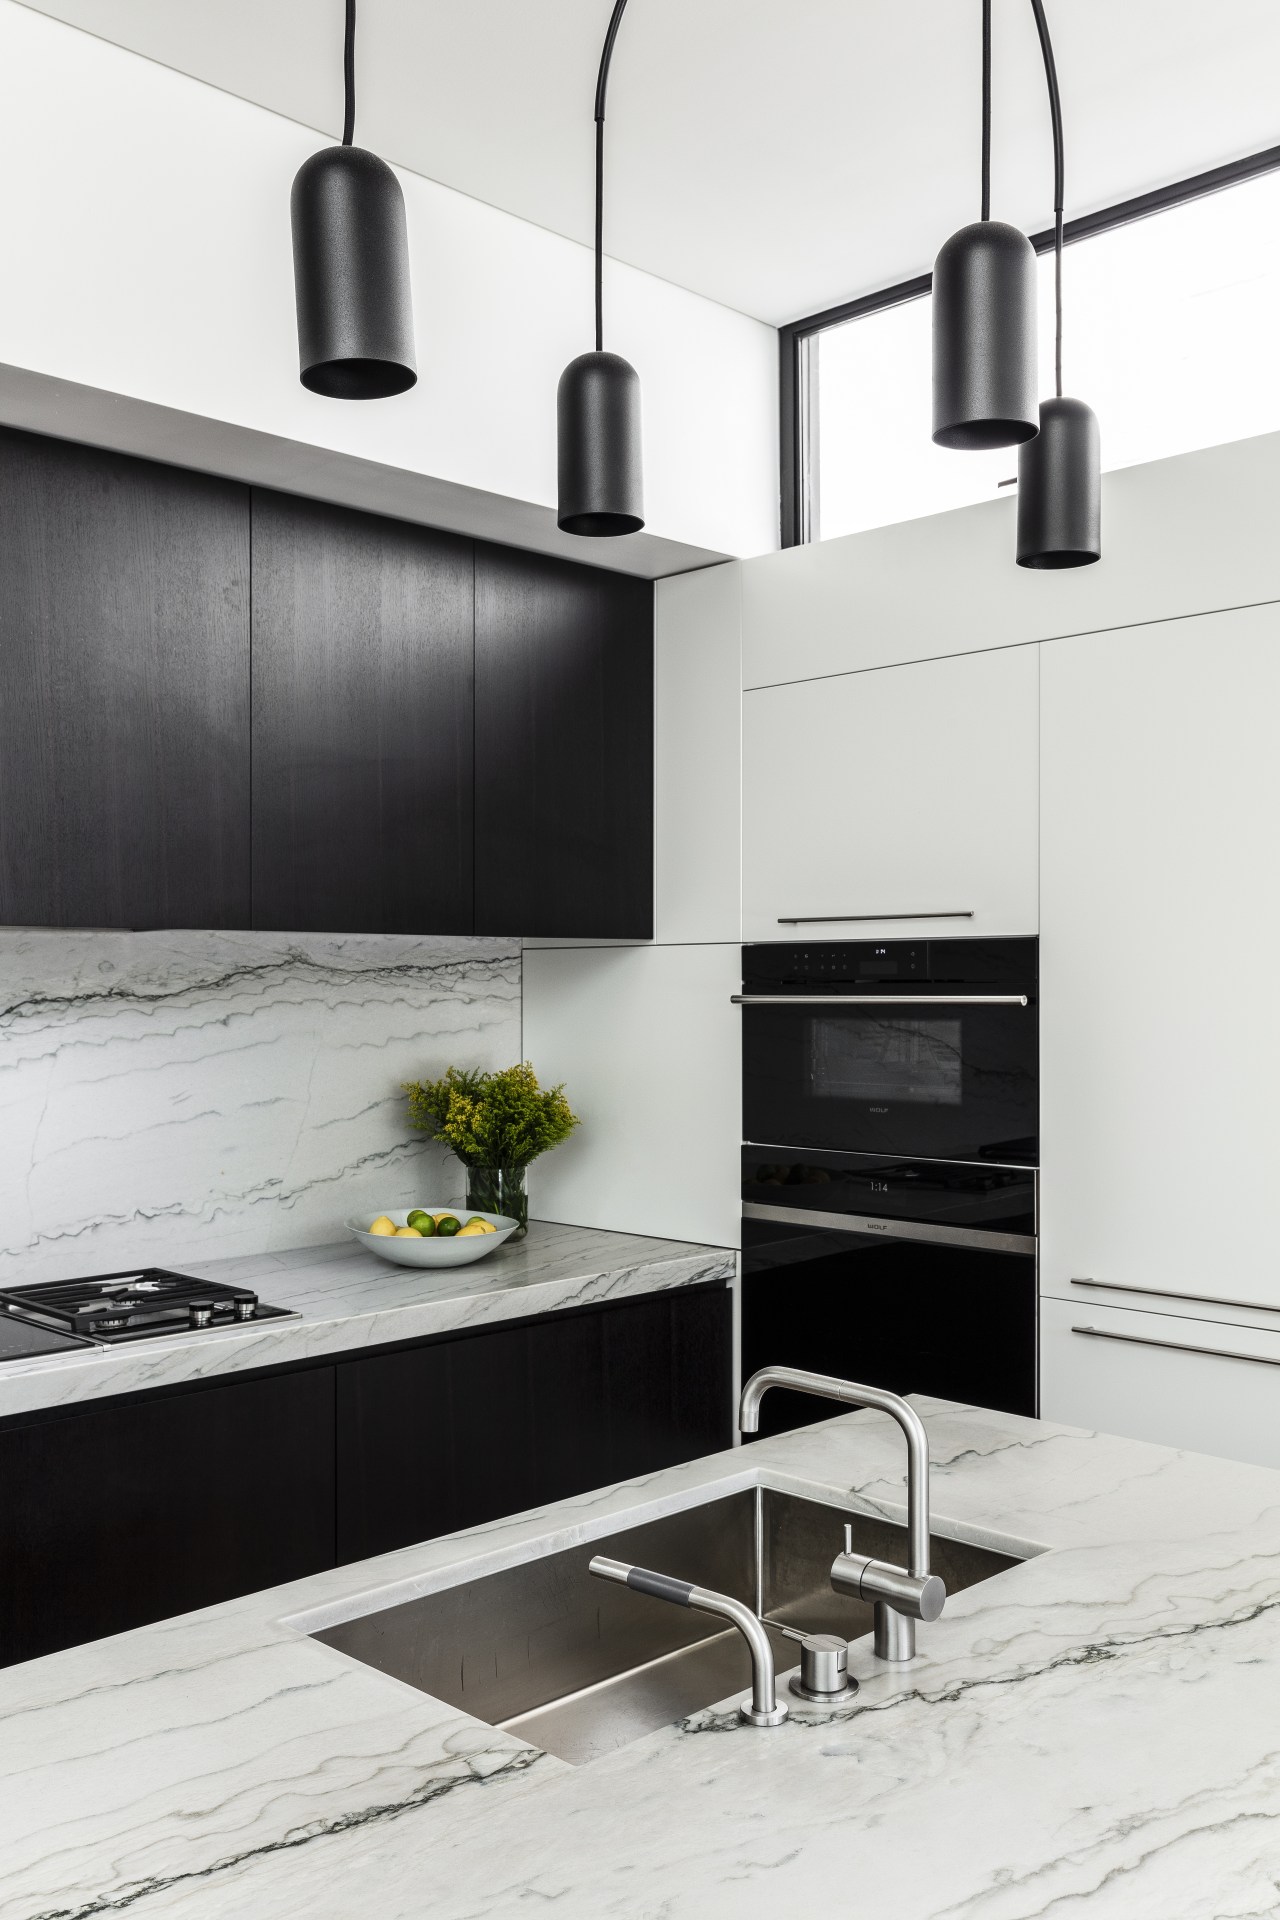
7, 1397, 1280, 1919
0, 1222, 734, 1420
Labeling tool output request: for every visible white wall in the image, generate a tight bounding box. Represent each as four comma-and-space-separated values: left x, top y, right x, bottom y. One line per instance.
0, 3, 777, 566
523, 944, 741, 1250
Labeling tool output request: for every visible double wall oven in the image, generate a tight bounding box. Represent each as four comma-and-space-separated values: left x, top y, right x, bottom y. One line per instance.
738, 937, 1038, 1437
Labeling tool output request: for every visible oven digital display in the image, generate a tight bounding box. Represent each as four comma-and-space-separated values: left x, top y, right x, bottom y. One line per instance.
809, 1016, 964, 1106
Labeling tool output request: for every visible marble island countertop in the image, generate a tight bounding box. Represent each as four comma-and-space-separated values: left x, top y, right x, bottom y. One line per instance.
7, 1397, 1280, 1919
0, 1222, 735, 1420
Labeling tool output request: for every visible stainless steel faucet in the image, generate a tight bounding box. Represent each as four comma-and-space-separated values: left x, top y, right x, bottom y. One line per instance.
589, 1555, 788, 1725
739, 1365, 946, 1663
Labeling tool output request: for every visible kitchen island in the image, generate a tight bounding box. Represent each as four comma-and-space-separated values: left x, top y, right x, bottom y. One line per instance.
5, 1395, 1277, 1919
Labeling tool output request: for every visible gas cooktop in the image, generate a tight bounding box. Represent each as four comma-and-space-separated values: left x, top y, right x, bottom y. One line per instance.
0, 1268, 295, 1357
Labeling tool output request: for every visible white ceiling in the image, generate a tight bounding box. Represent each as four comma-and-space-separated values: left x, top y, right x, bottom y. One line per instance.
18, 0, 1280, 325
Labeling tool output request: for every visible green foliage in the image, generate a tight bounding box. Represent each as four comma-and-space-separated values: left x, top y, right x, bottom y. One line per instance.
403, 1062, 580, 1169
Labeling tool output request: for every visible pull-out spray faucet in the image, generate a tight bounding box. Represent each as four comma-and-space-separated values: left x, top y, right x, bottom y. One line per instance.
589, 1555, 788, 1724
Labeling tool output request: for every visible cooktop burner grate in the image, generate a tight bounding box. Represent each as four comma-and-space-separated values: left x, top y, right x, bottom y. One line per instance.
0, 1268, 295, 1342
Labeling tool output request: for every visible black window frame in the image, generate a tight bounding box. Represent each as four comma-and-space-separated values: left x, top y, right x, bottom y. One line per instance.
779, 141, 1280, 549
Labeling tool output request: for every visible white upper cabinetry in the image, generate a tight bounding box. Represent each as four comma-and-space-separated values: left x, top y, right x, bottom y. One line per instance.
1040, 603, 1280, 1313
740, 431, 1280, 690
742, 645, 1038, 943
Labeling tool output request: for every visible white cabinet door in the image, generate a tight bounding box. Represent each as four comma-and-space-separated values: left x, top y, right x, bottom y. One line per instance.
1040, 603, 1280, 1314
741, 645, 1039, 942
1041, 1296, 1280, 1469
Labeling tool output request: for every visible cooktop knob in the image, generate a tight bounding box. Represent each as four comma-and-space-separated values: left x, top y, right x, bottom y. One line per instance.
232, 1294, 258, 1322
188, 1301, 214, 1329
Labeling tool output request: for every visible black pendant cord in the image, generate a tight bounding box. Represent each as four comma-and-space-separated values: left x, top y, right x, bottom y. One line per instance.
342, 0, 356, 146
1029, 0, 1065, 396
990, 0, 997, 219
593, 0, 631, 354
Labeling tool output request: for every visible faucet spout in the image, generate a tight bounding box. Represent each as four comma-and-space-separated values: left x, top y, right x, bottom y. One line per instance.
589, 1555, 788, 1726
739, 1364, 932, 1576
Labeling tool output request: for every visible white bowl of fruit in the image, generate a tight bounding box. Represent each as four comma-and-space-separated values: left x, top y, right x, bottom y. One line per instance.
345, 1206, 519, 1269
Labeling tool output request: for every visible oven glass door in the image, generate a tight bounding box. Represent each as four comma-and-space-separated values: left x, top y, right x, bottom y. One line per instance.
743, 994, 1038, 1164
741, 1215, 1038, 1437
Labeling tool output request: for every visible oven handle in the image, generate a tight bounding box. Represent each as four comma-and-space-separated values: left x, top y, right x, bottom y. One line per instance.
730, 994, 1030, 1007
743, 1200, 1036, 1257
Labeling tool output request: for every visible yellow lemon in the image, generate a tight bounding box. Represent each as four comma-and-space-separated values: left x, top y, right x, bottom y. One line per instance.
368, 1215, 396, 1236
393, 1225, 423, 1238
456, 1222, 488, 1237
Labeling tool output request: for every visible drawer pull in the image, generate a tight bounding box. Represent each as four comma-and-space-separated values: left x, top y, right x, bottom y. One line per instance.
776, 912, 975, 925
1071, 1324, 1280, 1370
1070, 1276, 1280, 1317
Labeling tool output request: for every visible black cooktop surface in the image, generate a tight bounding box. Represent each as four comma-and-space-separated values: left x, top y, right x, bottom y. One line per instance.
0, 1269, 295, 1344
0, 1314, 96, 1361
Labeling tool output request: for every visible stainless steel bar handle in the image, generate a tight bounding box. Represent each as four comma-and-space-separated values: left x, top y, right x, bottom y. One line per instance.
775, 912, 975, 924
730, 994, 1029, 1007
588, 1555, 787, 1726
1071, 1325, 1280, 1370
742, 1200, 1037, 1258
1070, 1276, 1280, 1317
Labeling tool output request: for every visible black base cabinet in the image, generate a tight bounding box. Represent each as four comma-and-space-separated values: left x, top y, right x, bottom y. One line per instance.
0, 1366, 336, 1668
0, 1287, 732, 1668
336, 1286, 733, 1564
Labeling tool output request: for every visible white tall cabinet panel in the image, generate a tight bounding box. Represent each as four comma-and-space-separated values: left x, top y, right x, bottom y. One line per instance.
654, 563, 742, 944
1040, 604, 1280, 1337
742, 645, 1039, 942
522, 944, 741, 1250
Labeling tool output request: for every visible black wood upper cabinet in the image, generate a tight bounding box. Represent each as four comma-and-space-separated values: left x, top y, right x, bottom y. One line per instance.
474, 544, 654, 938
0, 1365, 335, 1668
0, 428, 251, 928
0, 428, 655, 937
251, 491, 474, 933
335, 1284, 732, 1565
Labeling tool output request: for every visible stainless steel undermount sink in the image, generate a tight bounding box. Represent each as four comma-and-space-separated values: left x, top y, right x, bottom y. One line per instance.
313, 1489, 1021, 1766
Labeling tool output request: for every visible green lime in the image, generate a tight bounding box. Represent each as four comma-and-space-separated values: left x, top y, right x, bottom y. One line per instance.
435, 1213, 461, 1237
406, 1209, 430, 1229
414, 1212, 437, 1236
463, 1215, 489, 1228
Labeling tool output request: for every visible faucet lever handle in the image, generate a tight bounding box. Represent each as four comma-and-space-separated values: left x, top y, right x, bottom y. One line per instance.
844, 1523, 853, 1556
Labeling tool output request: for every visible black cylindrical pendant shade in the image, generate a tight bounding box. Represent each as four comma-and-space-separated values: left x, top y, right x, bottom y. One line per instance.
932, 220, 1039, 450
291, 145, 416, 400
557, 350, 644, 536
1016, 395, 1101, 568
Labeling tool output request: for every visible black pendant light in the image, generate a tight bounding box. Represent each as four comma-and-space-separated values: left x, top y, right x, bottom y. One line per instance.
1016, 0, 1101, 567
290, 0, 416, 399
933, 0, 1038, 449
557, 0, 644, 537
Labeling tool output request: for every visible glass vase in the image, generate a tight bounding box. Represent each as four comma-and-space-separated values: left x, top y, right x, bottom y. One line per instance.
465, 1164, 529, 1238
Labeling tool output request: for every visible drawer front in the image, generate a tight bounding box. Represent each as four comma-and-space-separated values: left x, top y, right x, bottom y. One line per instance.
1041, 1295, 1280, 1468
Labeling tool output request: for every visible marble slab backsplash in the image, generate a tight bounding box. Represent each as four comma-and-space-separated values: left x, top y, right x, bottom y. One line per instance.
0, 931, 521, 1283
